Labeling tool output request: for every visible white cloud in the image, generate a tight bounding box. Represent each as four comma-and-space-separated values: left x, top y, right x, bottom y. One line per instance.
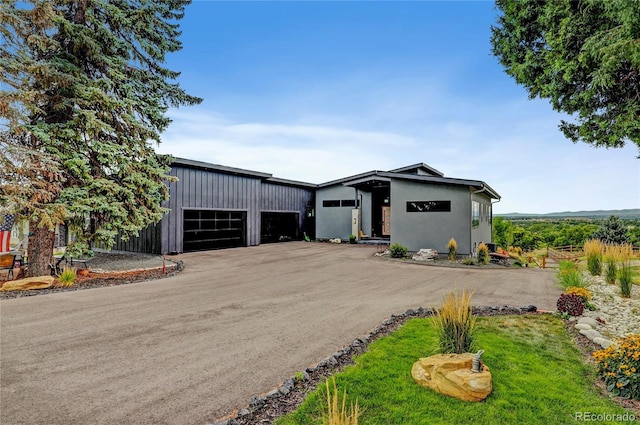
158, 92, 640, 215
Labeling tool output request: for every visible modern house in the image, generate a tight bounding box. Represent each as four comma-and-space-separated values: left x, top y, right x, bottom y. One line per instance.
113, 159, 500, 256
316, 164, 500, 255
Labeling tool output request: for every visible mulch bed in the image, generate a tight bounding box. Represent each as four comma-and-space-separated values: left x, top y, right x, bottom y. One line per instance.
0, 263, 183, 300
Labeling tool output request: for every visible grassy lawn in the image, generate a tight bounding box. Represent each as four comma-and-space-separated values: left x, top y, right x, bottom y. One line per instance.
277, 315, 634, 425
631, 265, 640, 285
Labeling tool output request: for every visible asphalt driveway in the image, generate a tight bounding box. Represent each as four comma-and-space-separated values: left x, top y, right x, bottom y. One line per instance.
0, 242, 560, 425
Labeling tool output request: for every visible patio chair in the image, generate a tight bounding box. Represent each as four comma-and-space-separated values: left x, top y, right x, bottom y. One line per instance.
0, 253, 16, 280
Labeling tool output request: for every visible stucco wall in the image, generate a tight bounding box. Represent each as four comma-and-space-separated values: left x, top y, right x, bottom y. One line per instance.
470, 191, 494, 254
315, 185, 358, 240
390, 180, 473, 254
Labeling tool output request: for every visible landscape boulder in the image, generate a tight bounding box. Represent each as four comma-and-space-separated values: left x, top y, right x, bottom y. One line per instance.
412, 248, 438, 261
411, 353, 492, 402
1, 276, 55, 291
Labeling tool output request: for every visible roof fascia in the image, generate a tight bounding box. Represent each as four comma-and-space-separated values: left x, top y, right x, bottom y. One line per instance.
388, 163, 444, 177
378, 172, 501, 199
171, 157, 273, 179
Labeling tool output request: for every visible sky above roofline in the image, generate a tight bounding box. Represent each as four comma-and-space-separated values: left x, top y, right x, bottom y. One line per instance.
156, 1, 639, 214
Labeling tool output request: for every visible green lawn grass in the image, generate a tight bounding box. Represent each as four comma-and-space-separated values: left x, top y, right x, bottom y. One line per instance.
631, 265, 640, 285
276, 315, 634, 425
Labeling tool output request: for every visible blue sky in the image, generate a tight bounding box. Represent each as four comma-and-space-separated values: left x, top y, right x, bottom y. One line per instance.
157, 1, 640, 214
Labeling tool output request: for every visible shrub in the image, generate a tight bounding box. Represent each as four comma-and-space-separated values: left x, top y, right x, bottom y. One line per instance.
323, 377, 359, 425
593, 334, 640, 400
432, 289, 476, 354
477, 243, 489, 265
557, 260, 588, 289
566, 286, 596, 311
389, 243, 407, 258
584, 239, 604, 276
447, 238, 457, 261
462, 258, 476, 266
556, 293, 585, 317
58, 266, 77, 287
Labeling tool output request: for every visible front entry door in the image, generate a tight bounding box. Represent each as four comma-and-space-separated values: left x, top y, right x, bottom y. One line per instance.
382, 206, 391, 236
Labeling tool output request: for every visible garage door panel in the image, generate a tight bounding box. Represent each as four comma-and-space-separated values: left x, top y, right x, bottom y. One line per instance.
261, 212, 299, 244
183, 210, 246, 252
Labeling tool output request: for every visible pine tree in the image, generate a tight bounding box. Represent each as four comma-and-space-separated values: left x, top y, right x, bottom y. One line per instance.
0, 1, 202, 276
491, 0, 640, 152
592, 216, 631, 245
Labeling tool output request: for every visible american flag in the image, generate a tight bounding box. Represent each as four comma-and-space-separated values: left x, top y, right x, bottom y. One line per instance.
0, 214, 16, 253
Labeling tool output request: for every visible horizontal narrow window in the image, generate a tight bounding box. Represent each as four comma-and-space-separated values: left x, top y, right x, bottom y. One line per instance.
341, 199, 359, 207
322, 200, 341, 207
406, 201, 451, 212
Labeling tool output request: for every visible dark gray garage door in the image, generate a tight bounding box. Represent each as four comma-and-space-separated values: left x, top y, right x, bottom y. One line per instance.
260, 212, 299, 243
183, 210, 246, 251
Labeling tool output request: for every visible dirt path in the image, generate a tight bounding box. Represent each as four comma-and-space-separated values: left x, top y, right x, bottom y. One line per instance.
0, 242, 560, 425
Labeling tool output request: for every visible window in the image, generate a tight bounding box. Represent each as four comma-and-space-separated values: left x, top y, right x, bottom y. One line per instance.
322, 200, 341, 207
406, 201, 451, 212
323, 199, 360, 208
472, 201, 480, 228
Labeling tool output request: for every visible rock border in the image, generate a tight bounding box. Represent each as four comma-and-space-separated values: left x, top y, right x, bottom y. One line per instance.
0, 261, 184, 299
210, 304, 539, 425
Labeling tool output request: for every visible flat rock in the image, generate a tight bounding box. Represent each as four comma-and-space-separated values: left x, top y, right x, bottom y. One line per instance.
574, 323, 593, 331
1, 276, 55, 291
577, 317, 599, 327
593, 337, 615, 349
412, 353, 492, 402
579, 329, 602, 341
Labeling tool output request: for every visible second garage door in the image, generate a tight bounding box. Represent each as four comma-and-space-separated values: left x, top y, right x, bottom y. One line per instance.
260, 212, 299, 243
183, 210, 246, 252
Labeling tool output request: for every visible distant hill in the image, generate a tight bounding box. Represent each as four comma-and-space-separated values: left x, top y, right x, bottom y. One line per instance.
497, 209, 640, 219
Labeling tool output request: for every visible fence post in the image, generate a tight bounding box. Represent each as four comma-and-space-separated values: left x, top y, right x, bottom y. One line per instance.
542, 257, 546, 269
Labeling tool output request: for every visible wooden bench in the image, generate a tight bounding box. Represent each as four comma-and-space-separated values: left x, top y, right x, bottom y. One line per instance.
0, 253, 16, 280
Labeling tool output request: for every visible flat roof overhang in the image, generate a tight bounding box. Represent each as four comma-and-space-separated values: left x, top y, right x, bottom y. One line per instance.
343, 176, 391, 192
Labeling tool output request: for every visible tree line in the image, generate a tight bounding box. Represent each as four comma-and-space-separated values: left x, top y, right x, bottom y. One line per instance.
492, 216, 640, 252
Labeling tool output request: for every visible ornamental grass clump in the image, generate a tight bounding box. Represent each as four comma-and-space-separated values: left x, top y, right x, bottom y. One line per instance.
604, 244, 619, 285
557, 260, 588, 289
593, 334, 640, 400
584, 239, 604, 276
618, 244, 634, 298
477, 243, 489, 265
447, 238, 457, 261
58, 266, 77, 287
433, 289, 476, 354
323, 378, 359, 425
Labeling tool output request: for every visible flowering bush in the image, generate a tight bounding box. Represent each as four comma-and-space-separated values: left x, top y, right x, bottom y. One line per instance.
593, 334, 640, 400
556, 293, 585, 316
566, 286, 591, 301
565, 287, 596, 311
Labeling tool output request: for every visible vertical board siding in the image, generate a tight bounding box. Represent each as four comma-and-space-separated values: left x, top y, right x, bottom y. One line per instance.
261, 183, 315, 237
119, 164, 315, 254
162, 166, 270, 253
